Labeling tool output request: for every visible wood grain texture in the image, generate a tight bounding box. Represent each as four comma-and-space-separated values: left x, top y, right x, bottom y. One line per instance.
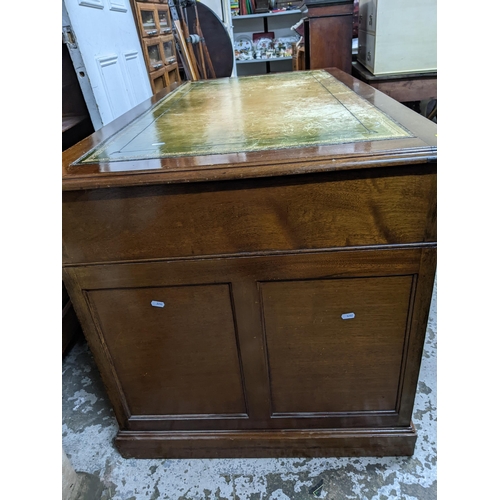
115, 426, 417, 458
305, 1, 353, 73
62, 267, 131, 428
308, 15, 354, 73
366, 79, 436, 103
66, 247, 429, 433
66, 247, 424, 290
261, 275, 413, 414
352, 62, 437, 102
63, 166, 436, 265
62, 68, 437, 457
395, 247, 437, 425
86, 284, 247, 417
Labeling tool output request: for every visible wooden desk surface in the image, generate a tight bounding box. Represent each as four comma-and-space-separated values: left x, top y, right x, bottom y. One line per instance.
62, 68, 437, 191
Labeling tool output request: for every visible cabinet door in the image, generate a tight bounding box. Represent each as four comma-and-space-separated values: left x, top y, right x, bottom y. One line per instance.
149, 66, 180, 94
149, 67, 168, 94
143, 38, 164, 72
70, 247, 428, 432
137, 4, 159, 37
156, 6, 173, 35
86, 284, 247, 419
160, 35, 177, 67
357, 29, 376, 73
359, 0, 377, 34
308, 10, 353, 73
261, 275, 412, 415
166, 67, 181, 90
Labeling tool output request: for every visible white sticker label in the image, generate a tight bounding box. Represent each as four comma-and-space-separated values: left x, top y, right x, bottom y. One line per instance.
151, 301, 165, 308
341, 312, 355, 320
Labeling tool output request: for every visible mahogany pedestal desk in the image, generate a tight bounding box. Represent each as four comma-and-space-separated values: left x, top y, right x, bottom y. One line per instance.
62, 68, 437, 459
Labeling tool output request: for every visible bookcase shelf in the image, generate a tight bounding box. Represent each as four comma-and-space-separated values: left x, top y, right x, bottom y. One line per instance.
232, 9, 302, 19
232, 8, 302, 76
236, 56, 293, 64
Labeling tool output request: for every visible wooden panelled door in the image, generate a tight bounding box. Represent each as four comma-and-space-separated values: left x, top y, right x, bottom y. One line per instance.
76, 247, 420, 432
62, 0, 152, 129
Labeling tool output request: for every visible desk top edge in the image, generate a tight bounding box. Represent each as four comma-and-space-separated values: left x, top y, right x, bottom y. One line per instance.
62, 68, 437, 191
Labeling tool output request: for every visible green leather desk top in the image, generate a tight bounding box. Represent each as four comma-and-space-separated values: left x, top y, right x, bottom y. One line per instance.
74, 70, 412, 165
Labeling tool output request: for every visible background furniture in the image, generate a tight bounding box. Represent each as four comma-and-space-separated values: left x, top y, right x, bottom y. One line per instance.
352, 61, 437, 103
304, 0, 354, 73
133, 0, 182, 93
62, 42, 91, 355
185, 1, 235, 78
62, 68, 436, 459
357, 0, 436, 75
232, 10, 302, 76
62, 41, 93, 151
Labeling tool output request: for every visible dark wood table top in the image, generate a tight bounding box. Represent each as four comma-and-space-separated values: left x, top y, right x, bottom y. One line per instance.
62, 67, 437, 191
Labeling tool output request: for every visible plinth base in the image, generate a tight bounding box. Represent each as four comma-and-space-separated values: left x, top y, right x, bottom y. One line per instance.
115, 424, 417, 459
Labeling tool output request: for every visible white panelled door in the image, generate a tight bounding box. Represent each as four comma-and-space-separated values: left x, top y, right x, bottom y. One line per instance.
63, 0, 152, 130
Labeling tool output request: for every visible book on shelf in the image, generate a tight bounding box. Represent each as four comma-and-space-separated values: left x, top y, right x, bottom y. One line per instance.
231, 0, 240, 15
238, 0, 256, 15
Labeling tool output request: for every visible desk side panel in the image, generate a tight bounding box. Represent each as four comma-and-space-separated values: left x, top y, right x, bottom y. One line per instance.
62, 165, 436, 266
66, 247, 431, 434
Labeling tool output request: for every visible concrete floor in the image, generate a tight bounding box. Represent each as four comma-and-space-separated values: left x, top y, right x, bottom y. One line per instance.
62, 279, 437, 500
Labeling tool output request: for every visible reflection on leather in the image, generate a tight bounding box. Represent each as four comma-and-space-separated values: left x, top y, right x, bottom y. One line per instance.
76, 70, 411, 164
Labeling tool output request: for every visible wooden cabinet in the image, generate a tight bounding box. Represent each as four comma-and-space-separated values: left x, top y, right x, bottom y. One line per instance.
143, 35, 178, 73
67, 248, 425, 424
357, 0, 437, 75
143, 37, 164, 71
62, 68, 436, 458
86, 281, 247, 417
156, 5, 173, 34
136, 3, 159, 36
134, 0, 181, 93
160, 35, 177, 65
304, 0, 354, 73
262, 274, 414, 415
